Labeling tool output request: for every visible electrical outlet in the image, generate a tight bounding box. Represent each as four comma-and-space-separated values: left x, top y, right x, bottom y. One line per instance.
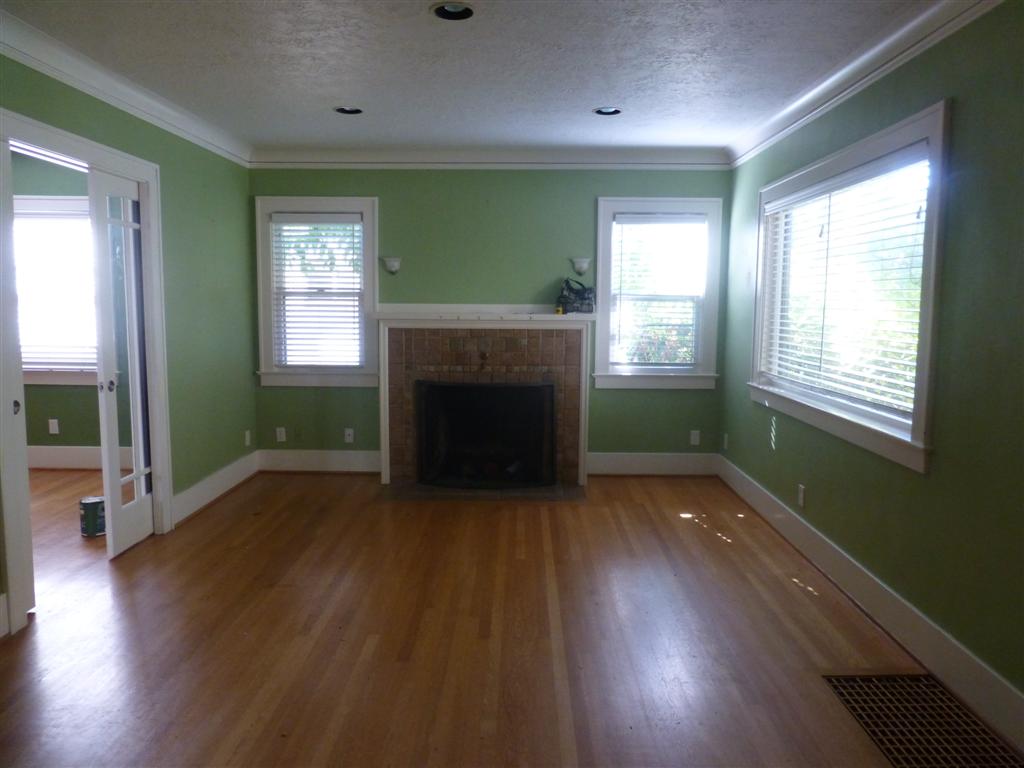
689, 429, 700, 446
275, 426, 287, 443
723, 432, 729, 451
48, 418, 59, 435
244, 429, 251, 447
344, 427, 355, 444
797, 483, 806, 508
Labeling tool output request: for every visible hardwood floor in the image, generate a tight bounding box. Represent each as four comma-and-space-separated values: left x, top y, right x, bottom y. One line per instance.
0, 470, 919, 767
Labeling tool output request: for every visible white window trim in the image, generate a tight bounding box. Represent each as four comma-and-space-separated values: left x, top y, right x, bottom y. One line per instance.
13, 195, 97, 383
255, 196, 379, 387
749, 101, 948, 473
594, 197, 722, 390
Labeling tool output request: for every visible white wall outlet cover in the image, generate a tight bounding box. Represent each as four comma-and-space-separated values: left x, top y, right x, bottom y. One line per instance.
244, 429, 252, 447
689, 430, 700, 446
797, 483, 806, 507
344, 427, 355, 444
47, 418, 59, 435
275, 427, 286, 443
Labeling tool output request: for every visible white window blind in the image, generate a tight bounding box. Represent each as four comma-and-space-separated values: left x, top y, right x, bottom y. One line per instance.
610, 213, 708, 366
270, 212, 364, 367
13, 198, 97, 371
759, 157, 930, 415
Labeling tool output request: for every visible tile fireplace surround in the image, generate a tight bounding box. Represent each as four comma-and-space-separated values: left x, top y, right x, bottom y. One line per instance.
383, 324, 586, 486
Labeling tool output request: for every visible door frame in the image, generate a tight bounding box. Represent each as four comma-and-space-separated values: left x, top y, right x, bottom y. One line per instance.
0, 108, 174, 633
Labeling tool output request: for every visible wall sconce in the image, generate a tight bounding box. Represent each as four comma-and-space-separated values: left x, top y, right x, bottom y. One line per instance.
382, 257, 402, 274
570, 257, 591, 276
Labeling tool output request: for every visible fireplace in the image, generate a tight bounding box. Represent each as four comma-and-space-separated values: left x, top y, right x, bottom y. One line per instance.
417, 381, 556, 489
384, 325, 585, 486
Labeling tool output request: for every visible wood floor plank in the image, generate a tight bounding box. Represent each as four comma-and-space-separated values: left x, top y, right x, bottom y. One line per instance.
0, 470, 919, 767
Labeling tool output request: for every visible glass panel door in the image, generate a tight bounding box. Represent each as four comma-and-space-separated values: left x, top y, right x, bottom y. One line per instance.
89, 170, 153, 557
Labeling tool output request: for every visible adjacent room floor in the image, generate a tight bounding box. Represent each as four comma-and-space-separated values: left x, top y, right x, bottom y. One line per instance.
0, 471, 920, 767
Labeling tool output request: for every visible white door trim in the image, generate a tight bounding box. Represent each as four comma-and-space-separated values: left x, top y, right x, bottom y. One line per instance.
0, 108, 174, 632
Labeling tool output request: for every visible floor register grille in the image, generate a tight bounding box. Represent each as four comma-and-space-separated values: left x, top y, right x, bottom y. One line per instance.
824, 674, 1022, 767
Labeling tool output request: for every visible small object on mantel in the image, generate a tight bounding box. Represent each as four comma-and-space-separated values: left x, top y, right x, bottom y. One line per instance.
555, 278, 595, 314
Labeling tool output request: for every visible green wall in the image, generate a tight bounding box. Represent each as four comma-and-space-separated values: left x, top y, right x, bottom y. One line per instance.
249, 169, 731, 453
721, 1, 1023, 689
11, 152, 87, 195
1, 55, 257, 492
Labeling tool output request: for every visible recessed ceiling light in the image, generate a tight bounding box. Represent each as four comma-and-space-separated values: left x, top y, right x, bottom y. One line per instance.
593, 107, 622, 116
432, 2, 474, 20
334, 106, 363, 115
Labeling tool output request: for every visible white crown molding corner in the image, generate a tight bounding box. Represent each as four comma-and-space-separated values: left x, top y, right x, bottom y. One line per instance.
0, 10, 252, 166
247, 146, 733, 171
587, 452, 720, 475
170, 451, 260, 527
728, 0, 1000, 167
716, 456, 1024, 753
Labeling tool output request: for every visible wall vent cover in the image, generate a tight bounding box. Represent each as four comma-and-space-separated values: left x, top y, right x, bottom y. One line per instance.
824, 674, 1022, 767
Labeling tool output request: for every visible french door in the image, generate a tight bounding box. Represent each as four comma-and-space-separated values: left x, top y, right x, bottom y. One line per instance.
89, 169, 154, 557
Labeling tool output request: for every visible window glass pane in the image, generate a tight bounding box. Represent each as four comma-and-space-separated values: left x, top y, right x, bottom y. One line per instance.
13, 215, 97, 370
610, 218, 707, 366
762, 160, 929, 413
271, 221, 364, 367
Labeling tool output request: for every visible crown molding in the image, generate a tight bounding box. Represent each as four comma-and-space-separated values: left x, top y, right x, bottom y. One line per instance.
247, 146, 733, 171
728, 0, 1001, 167
0, 10, 252, 166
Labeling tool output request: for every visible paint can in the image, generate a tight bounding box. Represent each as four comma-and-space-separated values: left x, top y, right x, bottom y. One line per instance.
79, 496, 106, 537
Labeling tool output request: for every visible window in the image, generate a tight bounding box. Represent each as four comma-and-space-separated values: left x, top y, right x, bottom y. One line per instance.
750, 103, 947, 472
256, 197, 378, 386
595, 197, 722, 389
13, 196, 96, 380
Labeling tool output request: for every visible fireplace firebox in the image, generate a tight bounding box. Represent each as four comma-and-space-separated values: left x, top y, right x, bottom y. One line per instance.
416, 381, 556, 489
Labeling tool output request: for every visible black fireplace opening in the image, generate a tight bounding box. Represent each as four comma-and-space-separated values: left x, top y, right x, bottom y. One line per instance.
416, 381, 556, 489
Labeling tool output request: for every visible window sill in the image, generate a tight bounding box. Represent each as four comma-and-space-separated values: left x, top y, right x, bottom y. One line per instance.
594, 372, 717, 390
23, 370, 96, 386
747, 381, 928, 473
259, 370, 379, 388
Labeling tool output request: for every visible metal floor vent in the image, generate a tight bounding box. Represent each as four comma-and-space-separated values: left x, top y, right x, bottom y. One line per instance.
824, 674, 1022, 767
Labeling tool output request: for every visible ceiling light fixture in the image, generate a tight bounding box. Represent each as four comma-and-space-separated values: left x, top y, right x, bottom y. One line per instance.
334, 106, 363, 115
593, 107, 622, 116
432, 2, 474, 21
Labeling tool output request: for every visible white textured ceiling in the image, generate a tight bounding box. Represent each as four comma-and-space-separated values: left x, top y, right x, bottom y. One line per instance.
1, 0, 944, 157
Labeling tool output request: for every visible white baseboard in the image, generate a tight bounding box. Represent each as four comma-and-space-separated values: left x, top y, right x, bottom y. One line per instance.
258, 449, 381, 473
587, 451, 719, 475
171, 451, 260, 527
0, 593, 9, 637
27, 445, 132, 469
716, 456, 1024, 752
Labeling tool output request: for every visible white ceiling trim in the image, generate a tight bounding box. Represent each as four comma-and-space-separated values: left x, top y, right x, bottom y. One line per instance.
728, 0, 1000, 166
0, 10, 252, 166
0, 2, 1000, 172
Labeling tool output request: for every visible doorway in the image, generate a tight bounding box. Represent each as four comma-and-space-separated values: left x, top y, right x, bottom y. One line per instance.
0, 111, 173, 634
